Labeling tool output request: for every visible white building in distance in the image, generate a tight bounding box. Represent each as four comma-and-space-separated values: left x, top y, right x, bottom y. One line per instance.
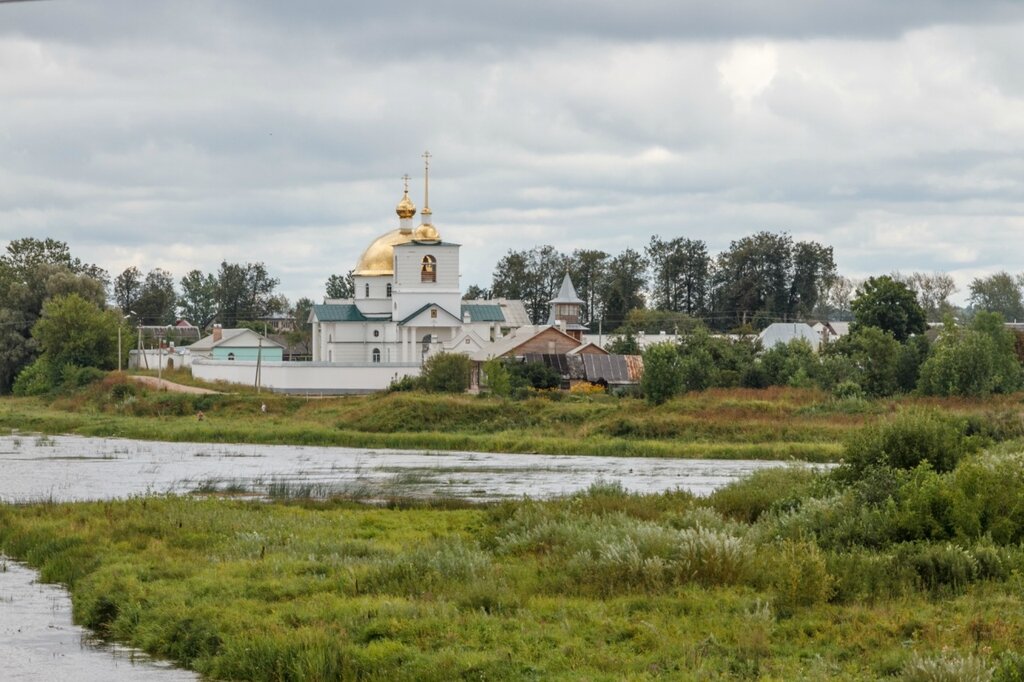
309, 163, 529, 366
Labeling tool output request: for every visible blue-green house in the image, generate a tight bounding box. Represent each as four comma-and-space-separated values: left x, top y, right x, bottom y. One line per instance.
190, 326, 284, 362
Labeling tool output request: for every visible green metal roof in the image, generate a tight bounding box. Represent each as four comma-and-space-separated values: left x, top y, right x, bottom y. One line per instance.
311, 304, 369, 322
461, 304, 505, 323
398, 303, 462, 325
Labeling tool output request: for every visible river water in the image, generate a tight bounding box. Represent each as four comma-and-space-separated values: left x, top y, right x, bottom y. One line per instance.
0, 432, 809, 680
0, 433, 801, 502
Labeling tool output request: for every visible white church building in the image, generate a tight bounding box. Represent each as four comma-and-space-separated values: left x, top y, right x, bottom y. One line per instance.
308, 169, 529, 365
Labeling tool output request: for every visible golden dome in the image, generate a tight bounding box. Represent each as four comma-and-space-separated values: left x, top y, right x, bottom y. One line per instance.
395, 190, 416, 220
413, 223, 441, 243
353, 228, 416, 276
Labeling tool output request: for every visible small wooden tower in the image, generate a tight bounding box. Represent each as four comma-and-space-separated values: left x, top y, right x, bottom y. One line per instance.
547, 273, 589, 341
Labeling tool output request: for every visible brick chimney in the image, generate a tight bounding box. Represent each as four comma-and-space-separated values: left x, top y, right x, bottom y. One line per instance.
212, 324, 222, 342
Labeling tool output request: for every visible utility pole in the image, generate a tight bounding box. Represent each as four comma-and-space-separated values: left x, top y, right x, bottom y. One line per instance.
118, 326, 122, 372
255, 336, 262, 393
139, 328, 149, 370
157, 337, 163, 386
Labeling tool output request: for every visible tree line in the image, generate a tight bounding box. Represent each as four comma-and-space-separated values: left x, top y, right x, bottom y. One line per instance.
473, 232, 840, 330
641, 275, 1024, 404
5, 232, 1024, 396
455, 232, 1024, 332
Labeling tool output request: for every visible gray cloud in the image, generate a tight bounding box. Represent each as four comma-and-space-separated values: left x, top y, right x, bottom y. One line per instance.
2, 2, 1024, 305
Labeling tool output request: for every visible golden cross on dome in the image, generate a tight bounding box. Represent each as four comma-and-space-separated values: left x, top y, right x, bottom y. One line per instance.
422, 151, 432, 211
402, 174, 411, 193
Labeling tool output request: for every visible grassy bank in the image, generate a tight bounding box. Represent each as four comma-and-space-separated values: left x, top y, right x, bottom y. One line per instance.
6, 443, 1024, 680
2, 373, 1021, 460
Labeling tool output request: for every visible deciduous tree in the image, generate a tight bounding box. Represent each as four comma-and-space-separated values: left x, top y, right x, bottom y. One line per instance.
850, 276, 926, 343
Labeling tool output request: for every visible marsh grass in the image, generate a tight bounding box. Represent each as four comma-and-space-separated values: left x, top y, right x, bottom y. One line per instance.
5, 467, 1024, 679
11, 383, 1020, 462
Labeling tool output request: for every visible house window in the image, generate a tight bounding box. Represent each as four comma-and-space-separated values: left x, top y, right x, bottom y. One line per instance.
365, 283, 370, 297
227, 352, 235, 361
386, 283, 392, 297
430, 308, 437, 319
421, 255, 436, 283
372, 348, 381, 363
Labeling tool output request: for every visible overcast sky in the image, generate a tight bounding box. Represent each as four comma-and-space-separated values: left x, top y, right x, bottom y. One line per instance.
2, 0, 1023, 305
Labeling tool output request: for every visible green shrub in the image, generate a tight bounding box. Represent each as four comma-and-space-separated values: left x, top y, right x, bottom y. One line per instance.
897, 543, 979, 595
832, 380, 864, 400
826, 548, 916, 603
769, 539, 834, 616
948, 451, 1024, 544
60, 364, 105, 390
641, 342, 683, 405
707, 466, 823, 523
12, 357, 56, 396
387, 374, 421, 392
843, 409, 977, 476
419, 352, 471, 393
482, 358, 511, 397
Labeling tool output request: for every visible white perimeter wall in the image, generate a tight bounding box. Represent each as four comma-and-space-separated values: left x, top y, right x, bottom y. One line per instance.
191, 359, 421, 394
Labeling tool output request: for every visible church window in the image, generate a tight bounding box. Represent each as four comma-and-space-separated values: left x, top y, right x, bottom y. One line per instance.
464, 337, 471, 345
372, 348, 381, 363
430, 308, 438, 319
365, 283, 370, 297
373, 329, 380, 338
227, 352, 235, 361
421, 255, 437, 283
386, 283, 392, 297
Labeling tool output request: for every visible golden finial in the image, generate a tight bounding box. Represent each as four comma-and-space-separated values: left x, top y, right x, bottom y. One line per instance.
422, 150, 432, 216
395, 173, 416, 220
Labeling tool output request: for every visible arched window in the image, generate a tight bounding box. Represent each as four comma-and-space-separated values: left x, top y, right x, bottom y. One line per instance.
227, 352, 235, 361
421, 255, 437, 283
364, 283, 370, 297
372, 348, 381, 363
386, 283, 392, 297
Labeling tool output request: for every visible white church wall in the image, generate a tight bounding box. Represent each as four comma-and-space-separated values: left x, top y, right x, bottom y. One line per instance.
191, 359, 420, 394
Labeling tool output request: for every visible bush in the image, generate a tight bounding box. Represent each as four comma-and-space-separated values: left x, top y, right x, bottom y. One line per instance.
707, 466, 822, 523
641, 342, 683, 405
918, 314, 1023, 397
508, 360, 561, 390
12, 357, 56, 396
387, 374, 421, 392
482, 358, 511, 397
843, 409, 977, 476
419, 353, 471, 393
60, 364, 105, 390
769, 539, 835, 616
897, 543, 979, 595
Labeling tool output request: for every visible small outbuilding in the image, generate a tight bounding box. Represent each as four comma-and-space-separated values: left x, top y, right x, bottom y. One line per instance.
758, 322, 820, 352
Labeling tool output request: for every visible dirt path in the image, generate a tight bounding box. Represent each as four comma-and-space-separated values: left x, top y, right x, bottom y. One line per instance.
128, 375, 221, 395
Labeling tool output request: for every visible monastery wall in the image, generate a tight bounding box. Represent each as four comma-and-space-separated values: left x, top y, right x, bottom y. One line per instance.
192, 359, 420, 394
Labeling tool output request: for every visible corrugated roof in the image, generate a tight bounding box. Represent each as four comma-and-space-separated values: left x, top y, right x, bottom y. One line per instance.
311, 304, 370, 322
461, 303, 505, 323
583, 354, 643, 385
